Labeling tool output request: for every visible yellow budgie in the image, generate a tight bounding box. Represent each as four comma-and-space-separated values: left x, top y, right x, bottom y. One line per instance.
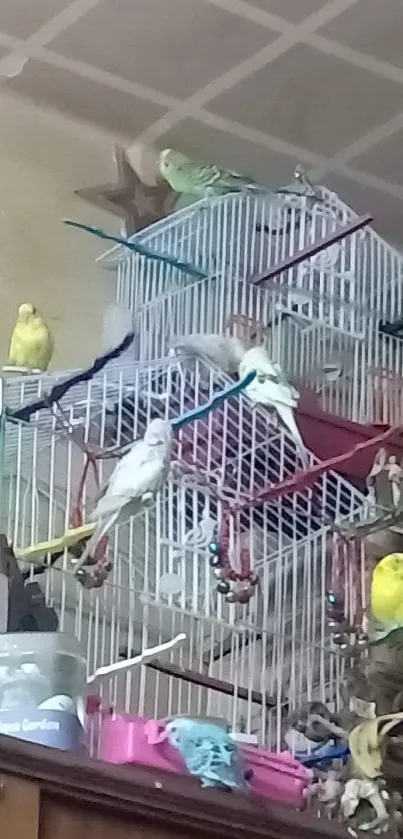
371, 553, 403, 624
8, 303, 53, 372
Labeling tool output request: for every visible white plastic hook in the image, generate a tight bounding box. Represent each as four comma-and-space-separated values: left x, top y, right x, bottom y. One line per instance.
86, 632, 186, 684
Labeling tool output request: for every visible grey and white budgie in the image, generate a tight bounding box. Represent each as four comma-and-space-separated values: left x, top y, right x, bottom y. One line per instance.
170, 333, 246, 376
76, 418, 172, 568
238, 346, 308, 468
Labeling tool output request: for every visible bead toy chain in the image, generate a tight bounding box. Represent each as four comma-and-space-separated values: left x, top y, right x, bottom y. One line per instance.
326, 534, 368, 655
208, 504, 258, 604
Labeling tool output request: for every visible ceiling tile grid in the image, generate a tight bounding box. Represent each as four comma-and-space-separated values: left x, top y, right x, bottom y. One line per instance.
206, 45, 403, 156
49, 0, 277, 98
240, 0, 329, 23
317, 0, 403, 70
0, 0, 402, 242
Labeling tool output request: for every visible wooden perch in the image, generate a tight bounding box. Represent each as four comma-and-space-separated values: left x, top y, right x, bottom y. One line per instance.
250, 214, 372, 286
145, 658, 276, 708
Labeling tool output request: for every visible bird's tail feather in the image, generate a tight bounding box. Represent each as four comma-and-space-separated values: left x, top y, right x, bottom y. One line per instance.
275, 403, 308, 469
90, 493, 128, 520
77, 511, 120, 568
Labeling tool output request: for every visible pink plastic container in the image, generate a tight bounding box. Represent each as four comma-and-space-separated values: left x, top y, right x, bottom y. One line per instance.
98, 715, 186, 773
242, 744, 313, 808
98, 714, 312, 808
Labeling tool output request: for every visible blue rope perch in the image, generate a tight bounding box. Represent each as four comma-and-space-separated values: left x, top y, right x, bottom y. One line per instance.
8, 326, 256, 431
63, 220, 207, 280
8, 331, 136, 423
171, 371, 256, 430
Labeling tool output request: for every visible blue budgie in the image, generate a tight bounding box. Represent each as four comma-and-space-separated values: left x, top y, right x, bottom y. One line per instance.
165, 716, 247, 790
159, 148, 297, 200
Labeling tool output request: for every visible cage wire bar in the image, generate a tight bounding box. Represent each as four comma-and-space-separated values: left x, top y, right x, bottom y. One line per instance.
0, 352, 368, 750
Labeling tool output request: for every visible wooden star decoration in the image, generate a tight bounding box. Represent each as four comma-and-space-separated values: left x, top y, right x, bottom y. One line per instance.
74, 145, 177, 237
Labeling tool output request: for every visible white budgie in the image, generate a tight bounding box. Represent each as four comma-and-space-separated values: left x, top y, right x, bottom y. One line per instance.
77, 418, 172, 568
171, 334, 307, 466
238, 346, 308, 468
170, 333, 246, 376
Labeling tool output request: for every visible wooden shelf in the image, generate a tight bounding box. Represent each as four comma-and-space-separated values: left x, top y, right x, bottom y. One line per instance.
0, 734, 350, 839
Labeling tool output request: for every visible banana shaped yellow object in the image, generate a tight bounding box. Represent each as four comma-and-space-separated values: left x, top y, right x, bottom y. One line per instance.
371, 553, 403, 624
15, 523, 96, 561
8, 302, 54, 372
349, 713, 403, 779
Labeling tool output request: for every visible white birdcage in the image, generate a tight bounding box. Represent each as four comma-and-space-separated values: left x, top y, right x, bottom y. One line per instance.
6, 177, 403, 761
115, 188, 368, 340
0, 353, 367, 748
2, 174, 401, 770
108, 184, 403, 426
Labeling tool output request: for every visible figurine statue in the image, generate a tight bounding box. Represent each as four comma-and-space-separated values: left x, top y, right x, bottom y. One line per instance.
306, 766, 344, 820
340, 777, 401, 836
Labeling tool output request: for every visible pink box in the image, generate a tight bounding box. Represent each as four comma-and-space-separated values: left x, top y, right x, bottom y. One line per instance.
242, 744, 312, 808
98, 714, 312, 808
98, 715, 186, 773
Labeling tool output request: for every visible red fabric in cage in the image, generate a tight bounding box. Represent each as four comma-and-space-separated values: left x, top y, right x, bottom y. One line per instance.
175, 387, 403, 498
295, 390, 403, 481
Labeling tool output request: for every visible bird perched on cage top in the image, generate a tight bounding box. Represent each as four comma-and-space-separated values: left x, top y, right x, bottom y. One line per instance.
7, 303, 53, 372
165, 716, 247, 790
158, 148, 267, 198
158, 149, 313, 203
238, 345, 308, 468
74, 418, 172, 570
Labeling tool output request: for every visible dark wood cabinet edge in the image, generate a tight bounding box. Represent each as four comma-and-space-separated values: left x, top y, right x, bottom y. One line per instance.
0, 734, 350, 838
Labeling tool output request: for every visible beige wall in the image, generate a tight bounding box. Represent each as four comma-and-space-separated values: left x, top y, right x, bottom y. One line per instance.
0, 92, 122, 371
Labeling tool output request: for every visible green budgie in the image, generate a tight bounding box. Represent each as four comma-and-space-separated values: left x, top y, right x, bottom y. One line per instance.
159, 148, 281, 198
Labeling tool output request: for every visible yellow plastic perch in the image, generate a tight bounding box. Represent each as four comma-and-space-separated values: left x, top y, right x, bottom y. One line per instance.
15, 522, 96, 561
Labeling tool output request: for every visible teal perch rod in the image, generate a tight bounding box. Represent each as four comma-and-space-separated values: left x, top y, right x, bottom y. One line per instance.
63, 219, 207, 279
